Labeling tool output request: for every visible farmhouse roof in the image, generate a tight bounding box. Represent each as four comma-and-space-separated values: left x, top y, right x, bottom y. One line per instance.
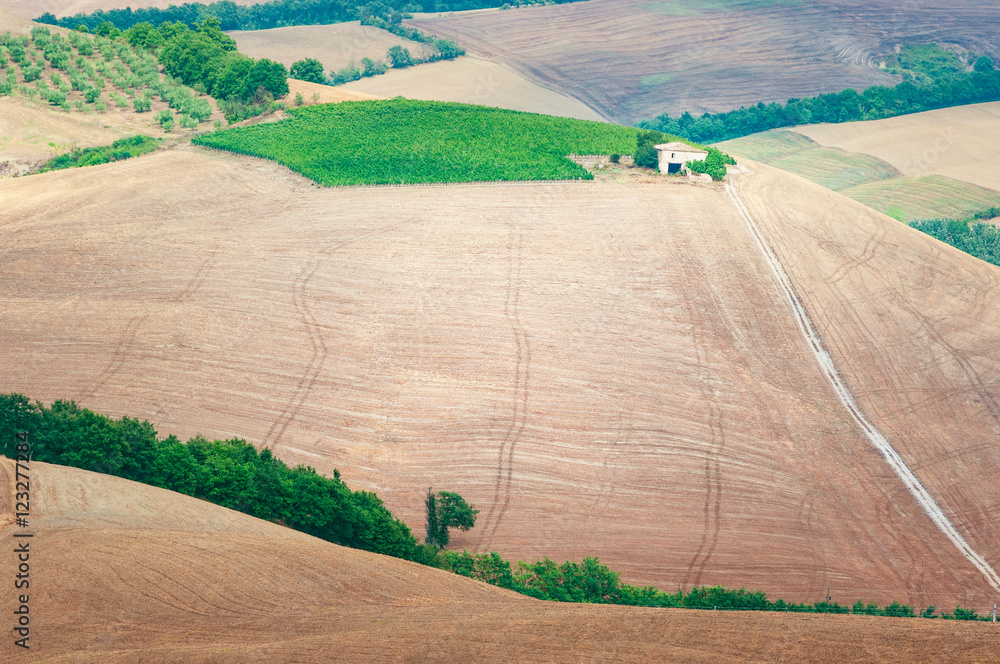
654, 142, 708, 154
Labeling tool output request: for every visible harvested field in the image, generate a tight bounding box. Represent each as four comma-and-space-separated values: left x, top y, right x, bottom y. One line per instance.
720, 112, 1000, 221
839, 175, 1000, 221
794, 101, 1000, 193
229, 22, 435, 74
718, 130, 902, 192
339, 56, 605, 121
406, 0, 1000, 124
285, 77, 383, 104
4, 459, 1000, 662
3, 145, 1000, 612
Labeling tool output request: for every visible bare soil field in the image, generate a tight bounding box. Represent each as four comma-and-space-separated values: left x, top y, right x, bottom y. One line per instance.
733, 160, 1000, 592
286, 77, 383, 104
794, 101, 1000, 194
406, 0, 1000, 123
336, 56, 605, 121
3, 145, 1000, 612
3, 458, 999, 663
0, 0, 257, 19
229, 22, 436, 74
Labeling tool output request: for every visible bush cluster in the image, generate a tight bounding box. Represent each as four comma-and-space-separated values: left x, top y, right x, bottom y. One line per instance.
35, 135, 160, 172
909, 208, 1000, 268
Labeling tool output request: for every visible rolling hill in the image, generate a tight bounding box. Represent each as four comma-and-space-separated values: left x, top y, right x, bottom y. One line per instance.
228, 22, 437, 74
718, 101, 1000, 220
406, 0, 1000, 124
3, 458, 1000, 662
3, 139, 1000, 614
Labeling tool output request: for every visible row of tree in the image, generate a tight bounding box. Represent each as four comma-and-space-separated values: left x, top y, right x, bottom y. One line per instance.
639, 59, 1000, 144
37, 0, 587, 32
0, 394, 418, 559
436, 551, 989, 619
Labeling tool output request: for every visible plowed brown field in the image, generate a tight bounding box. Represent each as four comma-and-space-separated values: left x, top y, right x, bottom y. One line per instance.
406, 0, 1000, 123
2, 458, 999, 662
3, 145, 1000, 613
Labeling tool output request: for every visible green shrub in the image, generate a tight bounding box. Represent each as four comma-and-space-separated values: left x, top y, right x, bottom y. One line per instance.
686, 147, 737, 181
132, 94, 151, 112
609, 153, 620, 163
84, 86, 100, 103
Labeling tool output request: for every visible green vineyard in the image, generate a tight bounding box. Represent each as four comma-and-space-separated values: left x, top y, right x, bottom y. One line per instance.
194, 99, 657, 186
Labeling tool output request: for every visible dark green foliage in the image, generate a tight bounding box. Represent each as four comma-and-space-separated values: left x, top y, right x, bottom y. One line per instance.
633, 129, 665, 169
194, 99, 652, 185
36, 0, 585, 33
35, 135, 160, 173
425, 489, 478, 548
974, 56, 995, 73
387, 45, 413, 69
943, 606, 985, 621
132, 93, 152, 112
686, 147, 736, 181
921, 606, 938, 619
0, 394, 419, 560
156, 19, 286, 117
609, 153, 620, 164
909, 211, 1000, 268
640, 66, 1000, 144
290, 57, 325, 84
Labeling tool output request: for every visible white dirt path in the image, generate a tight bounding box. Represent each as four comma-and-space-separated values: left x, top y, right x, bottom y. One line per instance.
726, 175, 1000, 595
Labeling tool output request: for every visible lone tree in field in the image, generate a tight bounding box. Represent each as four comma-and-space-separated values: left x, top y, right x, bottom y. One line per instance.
425, 487, 479, 549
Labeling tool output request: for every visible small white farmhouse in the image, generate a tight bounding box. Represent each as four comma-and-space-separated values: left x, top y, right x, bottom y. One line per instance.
654, 142, 708, 174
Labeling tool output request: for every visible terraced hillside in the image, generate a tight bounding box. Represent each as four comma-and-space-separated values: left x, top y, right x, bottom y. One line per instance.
5, 459, 999, 662
3, 143, 1000, 612
406, 0, 1000, 123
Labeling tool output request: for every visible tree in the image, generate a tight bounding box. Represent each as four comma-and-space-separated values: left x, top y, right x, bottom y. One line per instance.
290, 57, 326, 84
387, 45, 413, 69
424, 488, 478, 548
974, 56, 995, 73
633, 129, 665, 169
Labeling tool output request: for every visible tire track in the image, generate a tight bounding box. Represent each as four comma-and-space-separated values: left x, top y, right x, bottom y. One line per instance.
80, 315, 149, 400
669, 230, 727, 589
263, 223, 405, 449
174, 258, 212, 302
478, 223, 530, 551
727, 178, 1000, 595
